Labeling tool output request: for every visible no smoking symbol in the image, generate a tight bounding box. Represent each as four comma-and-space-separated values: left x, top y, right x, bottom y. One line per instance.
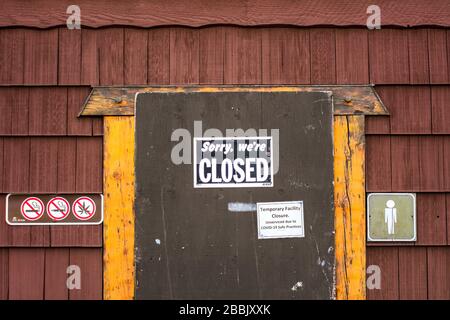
21, 197, 44, 221
47, 197, 70, 221
72, 197, 96, 221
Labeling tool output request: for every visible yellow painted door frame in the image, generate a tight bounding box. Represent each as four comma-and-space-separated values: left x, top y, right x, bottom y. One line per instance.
333, 115, 366, 299
103, 116, 135, 300
96, 87, 380, 300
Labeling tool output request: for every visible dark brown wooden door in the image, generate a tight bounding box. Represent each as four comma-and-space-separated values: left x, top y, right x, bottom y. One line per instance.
135, 91, 335, 299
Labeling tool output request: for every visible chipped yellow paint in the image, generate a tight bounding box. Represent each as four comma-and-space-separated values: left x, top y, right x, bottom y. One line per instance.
100, 90, 368, 300
103, 116, 135, 300
334, 115, 366, 300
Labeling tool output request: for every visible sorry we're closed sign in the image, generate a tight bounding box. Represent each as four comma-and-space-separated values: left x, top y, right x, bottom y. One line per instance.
193, 137, 273, 188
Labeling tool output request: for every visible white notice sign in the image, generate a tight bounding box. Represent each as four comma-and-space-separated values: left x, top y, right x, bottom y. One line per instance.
193, 137, 273, 188
257, 201, 305, 239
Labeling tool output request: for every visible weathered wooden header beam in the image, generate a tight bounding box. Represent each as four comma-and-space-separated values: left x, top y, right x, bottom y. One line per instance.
2, 0, 449, 28
79, 85, 388, 117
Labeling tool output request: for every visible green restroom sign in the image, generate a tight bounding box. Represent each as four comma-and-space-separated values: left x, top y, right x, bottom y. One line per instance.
367, 193, 416, 242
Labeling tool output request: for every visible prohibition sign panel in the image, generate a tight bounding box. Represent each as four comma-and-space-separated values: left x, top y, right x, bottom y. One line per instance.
21, 197, 44, 221
6, 194, 103, 225
72, 196, 96, 221
47, 197, 70, 221
135, 91, 335, 299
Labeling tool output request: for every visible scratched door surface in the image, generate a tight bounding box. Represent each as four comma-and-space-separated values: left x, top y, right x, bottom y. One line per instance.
135, 91, 335, 299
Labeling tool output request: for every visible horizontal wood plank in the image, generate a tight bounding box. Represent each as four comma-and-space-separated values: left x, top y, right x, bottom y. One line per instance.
1, 1, 450, 28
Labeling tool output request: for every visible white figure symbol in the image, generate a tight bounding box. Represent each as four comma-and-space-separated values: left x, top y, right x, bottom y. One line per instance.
385, 200, 397, 235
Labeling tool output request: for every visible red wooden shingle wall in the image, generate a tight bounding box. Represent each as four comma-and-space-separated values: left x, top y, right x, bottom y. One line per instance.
365, 28, 450, 300
0, 28, 104, 299
1, 26, 450, 299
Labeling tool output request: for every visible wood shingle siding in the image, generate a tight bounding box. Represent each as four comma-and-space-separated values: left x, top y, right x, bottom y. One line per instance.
408, 29, 430, 85
44, 248, 70, 300
398, 247, 428, 300
0, 249, 7, 299
427, 248, 450, 299
335, 29, 369, 84
1, 28, 450, 86
224, 28, 262, 84
428, 29, 450, 84
366, 247, 399, 300
8, 248, 45, 300
23, 29, 58, 85
68, 248, 103, 300
416, 194, 447, 246
310, 28, 336, 84
0, 22, 449, 299
199, 27, 225, 85
431, 86, 450, 134
0, 137, 103, 247
369, 29, 410, 84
